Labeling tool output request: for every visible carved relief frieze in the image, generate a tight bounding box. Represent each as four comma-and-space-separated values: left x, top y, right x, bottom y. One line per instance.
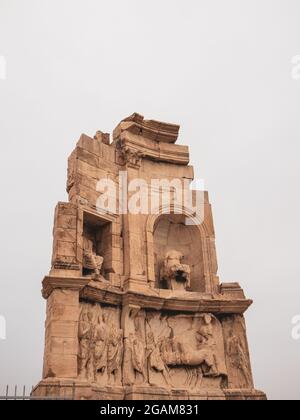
122, 306, 148, 386
78, 302, 123, 387
145, 312, 227, 390
121, 306, 228, 391
222, 315, 254, 389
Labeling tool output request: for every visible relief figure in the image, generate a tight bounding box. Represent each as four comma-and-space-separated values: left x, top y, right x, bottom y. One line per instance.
78, 310, 94, 381
146, 331, 172, 387
93, 314, 109, 381
107, 327, 124, 386
227, 332, 252, 387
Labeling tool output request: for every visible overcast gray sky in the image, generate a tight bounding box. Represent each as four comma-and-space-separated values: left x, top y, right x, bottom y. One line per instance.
0, 0, 300, 400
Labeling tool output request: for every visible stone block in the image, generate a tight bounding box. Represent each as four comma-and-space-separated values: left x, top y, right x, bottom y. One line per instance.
77, 146, 100, 168
47, 289, 79, 307
56, 215, 77, 230
44, 354, 78, 379
55, 228, 77, 243
46, 321, 78, 339
46, 337, 78, 356
47, 304, 79, 322
56, 241, 76, 257
77, 134, 102, 156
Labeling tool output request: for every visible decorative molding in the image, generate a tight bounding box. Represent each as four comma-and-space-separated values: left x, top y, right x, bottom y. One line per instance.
114, 133, 189, 166
113, 113, 180, 144
42, 276, 252, 314
80, 285, 123, 306
116, 139, 145, 169
220, 283, 246, 299
42, 276, 90, 299
122, 291, 253, 315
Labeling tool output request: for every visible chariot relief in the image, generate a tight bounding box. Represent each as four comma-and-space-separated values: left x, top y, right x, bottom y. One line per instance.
145, 312, 227, 390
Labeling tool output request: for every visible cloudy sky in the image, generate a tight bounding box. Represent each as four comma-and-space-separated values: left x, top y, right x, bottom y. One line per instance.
0, 0, 300, 400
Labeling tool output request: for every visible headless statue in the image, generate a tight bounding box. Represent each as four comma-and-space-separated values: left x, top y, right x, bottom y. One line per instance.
83, 237, 104, 277
160, 250, 191, 291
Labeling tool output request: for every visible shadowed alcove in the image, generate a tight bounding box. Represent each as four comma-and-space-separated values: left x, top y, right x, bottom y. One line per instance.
153, 214, 205, 292
82, 212, 112, 277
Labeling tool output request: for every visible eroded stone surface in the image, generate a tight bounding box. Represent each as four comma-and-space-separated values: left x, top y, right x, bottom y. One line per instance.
33, 113, 266, 400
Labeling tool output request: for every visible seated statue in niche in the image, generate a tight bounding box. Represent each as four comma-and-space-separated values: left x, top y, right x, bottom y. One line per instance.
160, 250, 191, 291
82, 232, 110, 289
83, 236, 104, 277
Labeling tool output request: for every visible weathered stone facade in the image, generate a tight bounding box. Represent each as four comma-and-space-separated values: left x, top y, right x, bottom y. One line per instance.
33, 113, 266, 400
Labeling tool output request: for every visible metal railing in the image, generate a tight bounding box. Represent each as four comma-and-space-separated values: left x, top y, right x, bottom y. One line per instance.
0, 384, 76, 400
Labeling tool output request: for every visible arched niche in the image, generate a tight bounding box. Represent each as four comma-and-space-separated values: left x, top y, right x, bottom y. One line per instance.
153, 214, 204, 292
146, 205, 217, 293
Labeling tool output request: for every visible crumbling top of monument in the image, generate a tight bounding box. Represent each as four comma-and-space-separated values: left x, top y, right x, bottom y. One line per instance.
113, 112, 180, 144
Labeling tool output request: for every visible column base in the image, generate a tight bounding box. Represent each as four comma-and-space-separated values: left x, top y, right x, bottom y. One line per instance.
32, 379, 267, 400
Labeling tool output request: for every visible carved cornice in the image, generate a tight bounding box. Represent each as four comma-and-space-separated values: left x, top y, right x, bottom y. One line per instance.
113, 113, 180, 144
220, 282, 246, 299
80, 285, 123, 306
114, 134, 189, 166
122, 292, 253, 315
42, 276, 253, 315
113, 115, 190, 167
42, 276, 90, 299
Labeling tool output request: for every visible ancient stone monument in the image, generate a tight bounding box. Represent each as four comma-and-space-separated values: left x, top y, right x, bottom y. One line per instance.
33, 113, 266, 400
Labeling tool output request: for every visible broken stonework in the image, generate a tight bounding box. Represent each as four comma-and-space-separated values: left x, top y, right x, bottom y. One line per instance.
32, 113, 266, 400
